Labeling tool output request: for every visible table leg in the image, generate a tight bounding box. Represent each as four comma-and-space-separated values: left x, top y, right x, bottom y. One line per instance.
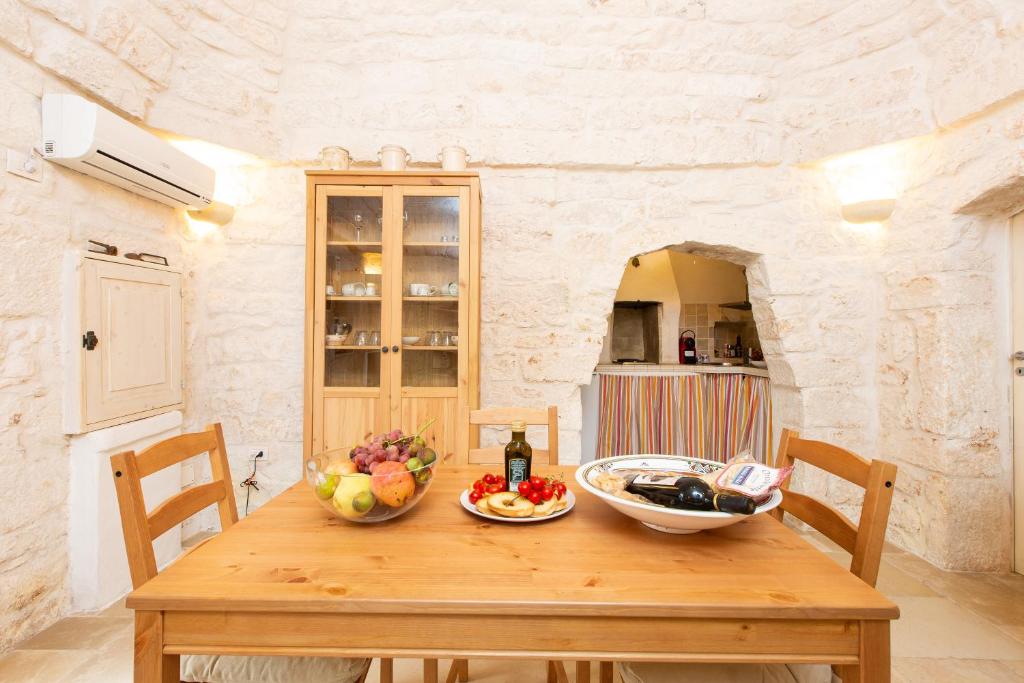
380, 657, 394, 683
840, 620, 890, 682
547, 661, 557, 683
425, 658, 439, 683
134, 611, 178, 683
459, 659, 469, 681
599, 661, 614, 683
576, 661, 591, 682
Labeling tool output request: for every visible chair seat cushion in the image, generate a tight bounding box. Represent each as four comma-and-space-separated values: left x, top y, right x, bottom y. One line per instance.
620, 662, 837, 683
180, 653, 370, 683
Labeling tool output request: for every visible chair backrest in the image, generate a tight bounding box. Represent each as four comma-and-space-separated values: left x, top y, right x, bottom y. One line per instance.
110, 422, 238, 588
460, 406, 559, 466
771, 428, 897, 587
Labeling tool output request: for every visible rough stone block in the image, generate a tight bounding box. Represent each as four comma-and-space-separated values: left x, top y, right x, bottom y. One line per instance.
0, 0, 32, 54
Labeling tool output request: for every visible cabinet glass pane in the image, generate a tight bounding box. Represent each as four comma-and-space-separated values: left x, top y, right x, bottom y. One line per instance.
324, 194, 383, 388
401, 195, 460, 388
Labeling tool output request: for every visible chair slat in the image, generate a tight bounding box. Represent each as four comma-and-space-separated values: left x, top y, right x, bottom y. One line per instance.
468, 447, 552, 465
779, 489, 858, 554
135, 431, 218, 477
469, 407, 550, 425
147, 481, 227, 540
850, 460, 898, 587
786, 437, 870, 488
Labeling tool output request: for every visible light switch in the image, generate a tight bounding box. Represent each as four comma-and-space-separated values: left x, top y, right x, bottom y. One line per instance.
6, 147, 42, 182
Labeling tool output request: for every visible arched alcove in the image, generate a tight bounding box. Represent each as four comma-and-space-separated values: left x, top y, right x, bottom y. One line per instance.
579, 240, 800, 465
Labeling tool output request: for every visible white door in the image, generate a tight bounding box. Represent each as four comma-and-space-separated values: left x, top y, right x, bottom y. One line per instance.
82, 258, 182, 426
1013, 213, 1024, 573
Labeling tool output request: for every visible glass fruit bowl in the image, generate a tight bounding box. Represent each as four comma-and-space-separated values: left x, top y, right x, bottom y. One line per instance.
305, 427, 439, 523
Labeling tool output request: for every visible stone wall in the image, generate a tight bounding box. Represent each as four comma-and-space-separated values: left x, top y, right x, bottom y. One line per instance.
2, 0, 1024, 652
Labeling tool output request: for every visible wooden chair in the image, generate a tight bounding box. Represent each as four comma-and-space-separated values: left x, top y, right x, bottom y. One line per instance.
461, 405, 559, 465
619, 428, 898, 683
110, 423, 374, 683
449, 407, 566, 683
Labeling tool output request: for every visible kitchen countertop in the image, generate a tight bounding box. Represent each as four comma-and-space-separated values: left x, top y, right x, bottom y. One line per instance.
595, 363, 770, 378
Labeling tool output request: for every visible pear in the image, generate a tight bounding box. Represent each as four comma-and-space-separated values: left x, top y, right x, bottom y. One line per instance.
332, 473, 374, 520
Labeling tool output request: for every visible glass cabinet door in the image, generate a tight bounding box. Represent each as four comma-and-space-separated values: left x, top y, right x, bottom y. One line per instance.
317, 188, 387, 389
393, 188, 469, 390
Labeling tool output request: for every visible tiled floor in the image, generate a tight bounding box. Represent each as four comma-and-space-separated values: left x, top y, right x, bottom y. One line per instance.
2, 529, 1023, 682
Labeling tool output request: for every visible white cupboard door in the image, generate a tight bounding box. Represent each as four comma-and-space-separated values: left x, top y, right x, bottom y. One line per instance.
82, 259, 182, 426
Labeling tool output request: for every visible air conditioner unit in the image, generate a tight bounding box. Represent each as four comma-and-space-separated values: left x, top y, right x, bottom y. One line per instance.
42, 94, 214, 209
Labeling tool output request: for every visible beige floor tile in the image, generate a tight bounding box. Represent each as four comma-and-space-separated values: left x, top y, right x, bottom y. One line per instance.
892, 597, 1024, 660
893, 657, 1024, 682
0, 650, 93, 683
17, 616, 130, 652
886, 553, 1024, 630
90, 598, 133, 621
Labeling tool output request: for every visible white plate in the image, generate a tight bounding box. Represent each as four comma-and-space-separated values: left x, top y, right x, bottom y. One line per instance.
459, 489, 575, 523
575, 455, 782, 534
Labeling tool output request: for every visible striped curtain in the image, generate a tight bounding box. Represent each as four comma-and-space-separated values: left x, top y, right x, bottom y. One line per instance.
595, 373, 772, 463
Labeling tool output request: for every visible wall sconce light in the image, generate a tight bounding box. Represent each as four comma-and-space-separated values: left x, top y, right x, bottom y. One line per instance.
840, 198, 896, 224
187, 200, 235, 226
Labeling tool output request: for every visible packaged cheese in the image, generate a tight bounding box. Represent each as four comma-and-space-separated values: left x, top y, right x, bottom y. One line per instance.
703, 455, 792, 504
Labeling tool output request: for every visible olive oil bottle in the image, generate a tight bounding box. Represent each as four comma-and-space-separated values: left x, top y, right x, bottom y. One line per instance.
504, 421, 532, 492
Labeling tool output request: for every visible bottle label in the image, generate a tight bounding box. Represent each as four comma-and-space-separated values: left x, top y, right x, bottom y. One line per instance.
684, 350, 695, 357
508, 458, 529, 489
630, 473, 680, 487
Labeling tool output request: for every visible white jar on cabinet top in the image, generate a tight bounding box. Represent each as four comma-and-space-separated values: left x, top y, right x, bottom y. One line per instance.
438, 146, 469, 171
378, 145, 410, 171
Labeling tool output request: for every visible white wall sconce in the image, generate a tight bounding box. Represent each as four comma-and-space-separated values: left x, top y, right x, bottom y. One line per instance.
840, 198, 896, 224
187, 200, 235, 226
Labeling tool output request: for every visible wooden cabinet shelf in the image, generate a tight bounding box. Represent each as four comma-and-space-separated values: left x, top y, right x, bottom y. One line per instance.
306, 173, 480, 463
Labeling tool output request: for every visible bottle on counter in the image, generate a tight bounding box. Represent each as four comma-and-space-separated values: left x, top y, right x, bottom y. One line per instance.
504, 421, 532, 492
625, 473, 756, 514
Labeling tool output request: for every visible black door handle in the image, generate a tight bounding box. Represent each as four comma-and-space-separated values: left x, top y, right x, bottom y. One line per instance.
392, 345, 399, 353
82, 330, 98, 350
381, 346, 389, 353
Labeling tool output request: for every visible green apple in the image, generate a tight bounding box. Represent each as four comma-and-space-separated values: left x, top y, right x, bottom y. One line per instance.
315, 474, 339, 500
332, 473, 374, 519
405, 457, 424, 472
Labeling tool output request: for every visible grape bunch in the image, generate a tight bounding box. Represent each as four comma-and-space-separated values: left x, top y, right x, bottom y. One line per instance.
349, 421, 438, 475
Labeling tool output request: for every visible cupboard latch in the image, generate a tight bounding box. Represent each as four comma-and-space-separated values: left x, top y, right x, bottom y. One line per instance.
82, 330, 98, 350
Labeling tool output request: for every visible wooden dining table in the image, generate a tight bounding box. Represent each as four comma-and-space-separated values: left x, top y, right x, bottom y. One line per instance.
127, 465, 899, 682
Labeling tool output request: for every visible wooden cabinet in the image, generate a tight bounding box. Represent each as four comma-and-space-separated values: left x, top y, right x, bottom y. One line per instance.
304, 171, 480, 461
64, 253, 183, 434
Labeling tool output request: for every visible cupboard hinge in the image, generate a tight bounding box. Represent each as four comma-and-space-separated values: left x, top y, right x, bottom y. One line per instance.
82, 330, 98, 350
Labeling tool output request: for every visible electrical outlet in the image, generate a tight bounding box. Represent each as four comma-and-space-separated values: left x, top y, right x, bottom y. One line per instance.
249, 448, 268, 463
6, 147, 42, 182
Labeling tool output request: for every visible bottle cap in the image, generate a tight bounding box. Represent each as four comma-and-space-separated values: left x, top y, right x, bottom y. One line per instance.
511, 421, 526, 432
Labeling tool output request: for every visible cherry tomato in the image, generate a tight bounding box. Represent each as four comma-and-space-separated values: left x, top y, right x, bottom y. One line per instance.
483, 473, 496, 485
528, 490, 543, 505
540, 485, 554, 501
472, 480, 485, 493
554, 482, 567, 498
486, 483, 504, 494
529, 475, 545, 490
469, 490, 482, 504
517, 481, 532, 495
495, 476, 507, 488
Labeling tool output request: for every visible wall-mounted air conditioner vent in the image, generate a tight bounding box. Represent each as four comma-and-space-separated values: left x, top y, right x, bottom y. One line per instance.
41, 94, 214, 210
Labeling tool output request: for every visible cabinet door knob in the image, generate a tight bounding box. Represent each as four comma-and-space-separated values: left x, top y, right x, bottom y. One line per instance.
381, 346, 389, 353
392, 345, 400, 353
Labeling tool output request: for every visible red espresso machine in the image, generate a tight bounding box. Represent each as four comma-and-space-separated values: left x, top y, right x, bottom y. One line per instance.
679, 329, 697, 365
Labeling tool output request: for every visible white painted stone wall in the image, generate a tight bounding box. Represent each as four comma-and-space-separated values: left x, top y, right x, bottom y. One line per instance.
2, 0, 1024, 652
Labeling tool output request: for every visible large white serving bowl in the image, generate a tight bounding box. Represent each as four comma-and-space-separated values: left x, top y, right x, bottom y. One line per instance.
575, 454, 782, 534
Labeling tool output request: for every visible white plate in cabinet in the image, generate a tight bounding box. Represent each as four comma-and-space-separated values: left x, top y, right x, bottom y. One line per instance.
63, 253, 183, 433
